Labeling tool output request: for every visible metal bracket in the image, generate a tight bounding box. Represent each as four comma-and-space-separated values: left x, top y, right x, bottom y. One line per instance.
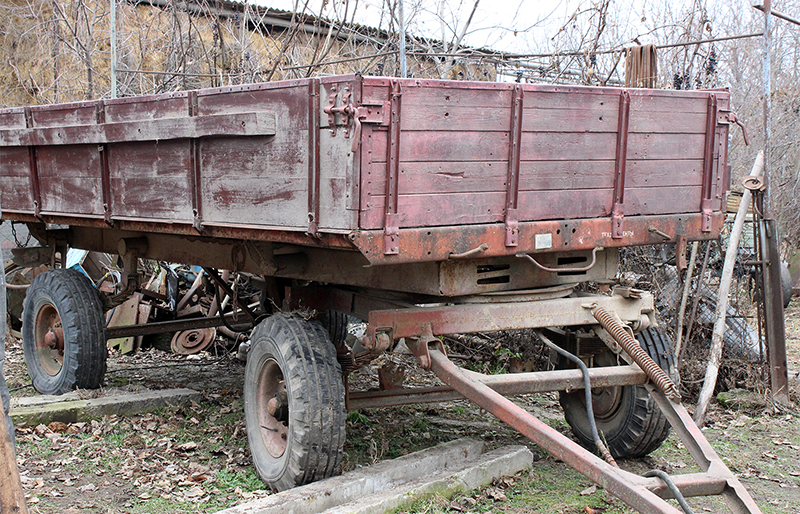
406, 324, 443, 369
504, 85, 524, 247
383, 81, 403, 255
700, 94, 719, 233
612, 90, 631, 239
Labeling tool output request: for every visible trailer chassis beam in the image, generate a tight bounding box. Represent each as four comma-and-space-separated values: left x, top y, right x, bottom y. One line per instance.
403, 338, 762, 514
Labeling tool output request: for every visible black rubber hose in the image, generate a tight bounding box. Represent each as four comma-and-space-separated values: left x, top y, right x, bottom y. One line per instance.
535, 330, 617, 467
644, 470, 694, 514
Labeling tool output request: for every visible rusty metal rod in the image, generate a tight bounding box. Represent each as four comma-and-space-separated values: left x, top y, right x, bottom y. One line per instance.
535, 330, 617, 467
106, 311, 255, 339
347, 365, 648, 411
425, 347, 684, 514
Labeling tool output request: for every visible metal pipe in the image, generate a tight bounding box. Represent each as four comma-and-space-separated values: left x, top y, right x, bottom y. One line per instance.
110, 0, 117, 98
346, 365, 648, 410
105, 311, 254, 339
644, 470, 695, 514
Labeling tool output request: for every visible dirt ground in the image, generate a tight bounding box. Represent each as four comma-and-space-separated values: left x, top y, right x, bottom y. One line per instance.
4, 304, 800, 514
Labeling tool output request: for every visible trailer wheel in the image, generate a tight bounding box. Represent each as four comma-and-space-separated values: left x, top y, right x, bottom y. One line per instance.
244, 314, 346, 491
22, 269, 107, 395
560, 327, 673, 459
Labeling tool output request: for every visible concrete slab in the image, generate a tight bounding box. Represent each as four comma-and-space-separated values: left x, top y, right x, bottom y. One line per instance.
321, 445, 533, 514
217, 440, 533, 514
216, 438, 484, 514
10, 388, 202, 425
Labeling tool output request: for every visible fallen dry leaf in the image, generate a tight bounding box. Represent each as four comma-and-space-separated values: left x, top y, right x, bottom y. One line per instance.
580, 485, 597, 496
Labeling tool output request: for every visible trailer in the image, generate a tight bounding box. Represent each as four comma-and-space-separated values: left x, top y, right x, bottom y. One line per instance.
0, 75, 761, 513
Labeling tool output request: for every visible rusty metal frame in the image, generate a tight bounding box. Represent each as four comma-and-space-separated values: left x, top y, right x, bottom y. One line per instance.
364, 290, 654, 343
188, 91, 204, 233
347, 365, 647, 410
350, 212, 725, 265
404, 338, 762, 514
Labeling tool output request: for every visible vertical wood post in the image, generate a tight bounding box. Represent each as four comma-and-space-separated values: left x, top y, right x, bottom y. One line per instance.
0, 198, 29, 514
695, 151, 764, 426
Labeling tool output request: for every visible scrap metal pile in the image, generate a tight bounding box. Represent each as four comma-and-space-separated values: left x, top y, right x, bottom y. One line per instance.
6, 249, 259, 358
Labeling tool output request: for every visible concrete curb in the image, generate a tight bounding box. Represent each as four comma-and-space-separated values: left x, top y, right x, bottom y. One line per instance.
10, 388, 202, 425
322, 445, 533, 514
217, 440, 533, 514
217, 438, 484, 514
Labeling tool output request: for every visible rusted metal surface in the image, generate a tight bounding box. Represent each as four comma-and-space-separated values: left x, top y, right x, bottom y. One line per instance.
105, 311, 252, 339
646, 385, 764, 513
700, 93, 719, 232
382, 80, 402, 255
347, 365, 647, 410
504, 84, 524, 247
419, 343, 684, 514
364, 289, 654, 342
170, 328, 216, 355
349, 212, 724, 266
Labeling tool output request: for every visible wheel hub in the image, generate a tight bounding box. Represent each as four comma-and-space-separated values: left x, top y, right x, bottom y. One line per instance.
34, 304, 65, 376
257, 359, 289, 458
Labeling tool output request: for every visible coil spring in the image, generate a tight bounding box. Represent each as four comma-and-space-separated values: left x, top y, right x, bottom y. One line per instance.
592, 306, 681, 402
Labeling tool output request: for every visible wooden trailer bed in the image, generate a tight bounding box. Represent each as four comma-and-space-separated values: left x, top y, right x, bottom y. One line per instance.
0, 75, 731, 269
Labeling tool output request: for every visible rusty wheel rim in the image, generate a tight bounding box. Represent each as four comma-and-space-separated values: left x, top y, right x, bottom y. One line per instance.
34, 303, 65, 376
256, 358, 289, 458
590, 386, 624, 421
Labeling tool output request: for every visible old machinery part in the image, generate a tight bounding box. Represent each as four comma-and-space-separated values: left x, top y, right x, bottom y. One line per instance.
170, 328, 216, 355
458, 283, 575, 304
590, 305, 681, 402
516, 246, 603, 273
535, 330, 617, 467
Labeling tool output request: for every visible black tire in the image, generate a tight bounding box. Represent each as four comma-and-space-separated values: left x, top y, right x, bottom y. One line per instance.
317, 310, 350, 346
560, 327, 673, 459
22, 269, 107, 395
244, 314, 346, 491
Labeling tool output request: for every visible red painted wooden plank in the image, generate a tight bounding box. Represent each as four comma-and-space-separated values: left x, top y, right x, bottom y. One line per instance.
108, 140, 193, 220
104, 97, 189, 123
401, 104, 512, 132
625, 185, 703, 215
0, 177, 32, 211
627, 133, 706, 160
36, 146, 103, 214
366, 158, 704, 198
0, 110, 24, 129
522, 105, 619, 133
520, 132, 618, 161
626, 159, 704, 188
29, 104, 98, 127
